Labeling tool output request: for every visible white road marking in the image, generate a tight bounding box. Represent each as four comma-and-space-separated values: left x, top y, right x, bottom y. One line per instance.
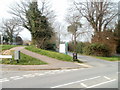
64, 70, 71, 72
0, 78, 9, 82
71, 69, 79, 71
10, 76, 23, 80
34, 73, 45, 76
11, 77, 23, 80
87, 79, 116, 88
52, 70, 68, 74
81, 83, 87, 88
103, 76, 111, 80
51, 76, 101, 88
23, 74, 35, 78
10, 76, 21, 79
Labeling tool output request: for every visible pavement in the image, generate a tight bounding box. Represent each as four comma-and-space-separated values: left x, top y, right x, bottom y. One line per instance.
1, 46, 90, 71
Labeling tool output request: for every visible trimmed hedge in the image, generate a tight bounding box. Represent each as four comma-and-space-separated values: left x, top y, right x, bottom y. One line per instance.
83, 43, 111, 57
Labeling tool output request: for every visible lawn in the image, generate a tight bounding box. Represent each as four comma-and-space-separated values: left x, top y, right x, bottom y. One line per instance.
96, 56, 120, 61
26, 46, 73, 62
0, 45, 18, 51
1, 52, 47, 65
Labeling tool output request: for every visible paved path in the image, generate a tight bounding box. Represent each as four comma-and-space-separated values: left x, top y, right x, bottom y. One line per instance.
1, 47, 87, 71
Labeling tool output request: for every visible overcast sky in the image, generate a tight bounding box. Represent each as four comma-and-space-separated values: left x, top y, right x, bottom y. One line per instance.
0, 0, 119, 41
0, 0, 70, 41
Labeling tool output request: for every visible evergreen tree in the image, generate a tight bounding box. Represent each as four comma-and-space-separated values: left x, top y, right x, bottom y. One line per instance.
25, 1, 53, 48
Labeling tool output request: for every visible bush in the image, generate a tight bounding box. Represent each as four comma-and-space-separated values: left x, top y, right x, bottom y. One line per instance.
76, 42, 86, 54
116, 46, 120, 54
68, 42, 74, 52
83, 43, 111, 56
68, 42, 88, 54
116, 39, 120, 54
45, 43, 56, 51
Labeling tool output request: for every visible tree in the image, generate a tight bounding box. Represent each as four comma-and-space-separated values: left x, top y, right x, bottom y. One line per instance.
73, 0, 118, 54
9, 0, 55, 48
25, 1, 54, 48
66, 8, 82, 61
114, 20, 120, 53
0, 18, 22, 44
74, 1, 117, 33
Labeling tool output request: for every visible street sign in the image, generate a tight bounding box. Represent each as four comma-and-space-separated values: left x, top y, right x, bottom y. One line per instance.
0, 55, 12, 59
59, 42, 68, 54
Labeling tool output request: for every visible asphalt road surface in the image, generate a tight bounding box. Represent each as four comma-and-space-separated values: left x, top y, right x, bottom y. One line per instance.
1, 53, 119, 89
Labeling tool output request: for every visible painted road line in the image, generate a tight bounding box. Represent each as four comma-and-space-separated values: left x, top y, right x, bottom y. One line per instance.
23, 74, 35, 78
63, 70, 71, 72
43, 71, 53, 74
10, 76, 21, 79
51, 76, 101, 88
72, 69, 81, 71
0, 78, 9, 82
87, 79, 116, 88
103, 76, 111, 80
10, 76, 23, 80
34, 73, 45, 76
81, 83, 87, 88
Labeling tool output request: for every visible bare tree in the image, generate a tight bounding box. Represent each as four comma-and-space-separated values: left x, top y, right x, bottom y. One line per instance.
9, 0, 55, 29
39, 0, 56, 23
66, 8, 82, 61
66, 7, 92, 61
0, 18, 23, 44
74, 0, 117, 33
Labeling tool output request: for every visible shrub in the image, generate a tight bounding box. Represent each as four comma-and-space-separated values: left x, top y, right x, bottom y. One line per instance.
45, 43, 56, 51
68, 42, 89, 54
76, 42, 86, 54
68, 42, 74, 52
83, 43, 111, 56
116, 39, 120, 54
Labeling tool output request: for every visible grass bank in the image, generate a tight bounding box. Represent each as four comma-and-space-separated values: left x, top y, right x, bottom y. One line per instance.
96, 56, 120, 61
1, 52, 47, 65
0, 45, 18, 51
26, 46, 73, 62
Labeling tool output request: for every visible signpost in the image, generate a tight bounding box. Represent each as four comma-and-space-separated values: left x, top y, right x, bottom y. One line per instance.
59, 42, 68, 55
14, 50, 20, 63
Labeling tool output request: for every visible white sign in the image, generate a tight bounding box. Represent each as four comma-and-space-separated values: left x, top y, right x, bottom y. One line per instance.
0, 55, 12, 59
59, 44, 66, 54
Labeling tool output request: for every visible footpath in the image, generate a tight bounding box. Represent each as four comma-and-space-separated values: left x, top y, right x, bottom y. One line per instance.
1, 47, 89, 71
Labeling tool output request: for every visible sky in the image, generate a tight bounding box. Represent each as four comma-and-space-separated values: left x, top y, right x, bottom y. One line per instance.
0, 0, 119, 42
0, 0, 70, 41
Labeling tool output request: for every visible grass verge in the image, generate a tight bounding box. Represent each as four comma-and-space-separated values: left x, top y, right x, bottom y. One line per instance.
1, 52, 47, 65
0, 45, 18, 51
26, 46, 73, 62
96, 56, 120, 61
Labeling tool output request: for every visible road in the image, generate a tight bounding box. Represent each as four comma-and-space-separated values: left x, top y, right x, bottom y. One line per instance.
1, 53, 119, 89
